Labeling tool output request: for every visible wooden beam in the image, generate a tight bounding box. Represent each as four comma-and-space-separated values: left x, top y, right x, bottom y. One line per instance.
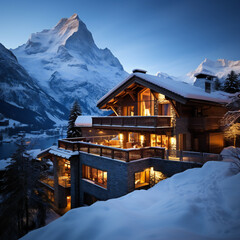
110, 106, 118, 116
125, 89, 136, 101
169, 99, 180, 117
150, 90, 159, 100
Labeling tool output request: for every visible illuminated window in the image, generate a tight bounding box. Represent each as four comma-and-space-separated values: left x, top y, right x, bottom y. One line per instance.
123, 106, 134, 116
150, 134, 169, 149
135, 168, 166, 189
82, 165, 107, 188
135, 169, 150, 188
58, 158, 71, 188
139, 89, 154, 116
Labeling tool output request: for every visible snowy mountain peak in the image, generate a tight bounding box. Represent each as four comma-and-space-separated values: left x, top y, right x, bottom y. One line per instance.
12, 14, 128, 115
187, 58, 240, 82
19, 14, 95, 55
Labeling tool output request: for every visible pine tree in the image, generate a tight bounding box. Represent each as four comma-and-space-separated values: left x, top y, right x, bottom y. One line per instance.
223, 71, 240, 93
0, 137, 49, 240
67, 100, 82, 138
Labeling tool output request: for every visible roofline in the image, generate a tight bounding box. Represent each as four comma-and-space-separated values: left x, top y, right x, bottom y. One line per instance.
194, 73, 217, 78
97, 75, 188, 109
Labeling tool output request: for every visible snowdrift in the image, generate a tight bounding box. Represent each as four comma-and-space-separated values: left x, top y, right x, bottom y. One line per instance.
21, 161, 240, 240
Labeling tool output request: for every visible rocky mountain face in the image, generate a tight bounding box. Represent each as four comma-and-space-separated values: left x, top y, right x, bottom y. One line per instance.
0, 43, 68, 128
13, 14, 128, 115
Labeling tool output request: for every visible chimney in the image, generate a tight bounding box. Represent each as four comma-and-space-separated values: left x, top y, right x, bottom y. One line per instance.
194, 73, 218, 93
132, 69, 147, 74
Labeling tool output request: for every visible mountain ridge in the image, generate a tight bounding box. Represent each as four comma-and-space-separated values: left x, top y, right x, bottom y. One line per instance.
0, 43, 68, 128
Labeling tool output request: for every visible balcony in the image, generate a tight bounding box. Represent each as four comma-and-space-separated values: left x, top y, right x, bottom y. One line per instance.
58, 138, 165, 162
92, 116, 172, 131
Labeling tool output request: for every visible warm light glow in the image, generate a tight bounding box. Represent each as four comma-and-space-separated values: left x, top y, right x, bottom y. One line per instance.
144, 109, 150, 116
170, 137, 176, 145
89, 130, 92, 132
140, 135, 145, 147
67, 196, 71, 200
119, 133, 124, 141
99, 131, 103, 134
158, 93, 166, 102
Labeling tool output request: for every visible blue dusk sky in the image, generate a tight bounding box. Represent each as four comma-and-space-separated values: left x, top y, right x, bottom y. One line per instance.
0, 0, 240, 76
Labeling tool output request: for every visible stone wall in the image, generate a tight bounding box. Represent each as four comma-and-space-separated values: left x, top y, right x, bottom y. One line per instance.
71, 152, 202, 207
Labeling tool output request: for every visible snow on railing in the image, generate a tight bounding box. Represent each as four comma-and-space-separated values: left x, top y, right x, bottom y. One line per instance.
58, 138, 165, 162
165, 149, 222, 164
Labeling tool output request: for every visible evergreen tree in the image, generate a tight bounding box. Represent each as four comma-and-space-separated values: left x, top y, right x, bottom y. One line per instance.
67, 100, 82, 138
223, 71, 240, 93
0, 137, 49, 240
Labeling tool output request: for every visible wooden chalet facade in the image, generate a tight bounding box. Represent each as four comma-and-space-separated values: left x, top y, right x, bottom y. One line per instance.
38, 69, 230, 212
93, 69, 228, 153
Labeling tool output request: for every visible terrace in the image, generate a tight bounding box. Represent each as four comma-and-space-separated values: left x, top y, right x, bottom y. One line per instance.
58, 135, 221, 164
58, 136, 165, 162
92, 116, 173, 131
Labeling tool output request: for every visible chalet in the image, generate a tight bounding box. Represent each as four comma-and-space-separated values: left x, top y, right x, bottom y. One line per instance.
38, 69, 231, 212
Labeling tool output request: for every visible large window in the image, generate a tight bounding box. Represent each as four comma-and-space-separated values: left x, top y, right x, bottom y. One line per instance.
135, 168, 166, 189
135, 169, 150, 188
139, 89, 154, 116
150, 134, 169, 149
123, 106, 134, 116
158, 93, 172, 116
58, 158, 71, 188
82, 165, 107, 188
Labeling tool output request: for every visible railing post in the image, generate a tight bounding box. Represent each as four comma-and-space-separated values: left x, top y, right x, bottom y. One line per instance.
201, 152, 204, 163
154, 148, 157, 157
140, 148, 144, 158
88, 146, 90, 153
121, 118, 123, 126
100, 147, 102, 156
111, 149, 114, 159
180, 150, 183, 161
126, 151, 129, 162
166, 150, 169, 160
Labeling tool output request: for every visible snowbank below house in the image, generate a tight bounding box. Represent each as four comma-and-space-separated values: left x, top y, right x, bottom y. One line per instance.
21, 161, 240, 240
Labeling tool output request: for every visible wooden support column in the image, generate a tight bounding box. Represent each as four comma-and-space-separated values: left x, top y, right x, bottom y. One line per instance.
70, 156, 80, 208
169, 99, 180, 117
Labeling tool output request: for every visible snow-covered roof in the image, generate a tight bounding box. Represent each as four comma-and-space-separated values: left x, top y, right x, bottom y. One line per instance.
49, 146, 79, 159
37, 146, 79, 159
75, 116, 93, 127
97, 72, 231, 107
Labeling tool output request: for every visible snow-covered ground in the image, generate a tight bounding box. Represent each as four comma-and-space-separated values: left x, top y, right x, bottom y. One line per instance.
21, 160, 240, 240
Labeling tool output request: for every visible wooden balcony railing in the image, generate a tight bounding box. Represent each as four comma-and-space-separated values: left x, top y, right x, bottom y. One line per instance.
58, 139, 165, 162
189, 117, 222, 131
92, 116, 172, 129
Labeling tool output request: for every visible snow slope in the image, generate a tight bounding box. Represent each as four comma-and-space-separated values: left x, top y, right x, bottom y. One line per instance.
188, 58, 240, 82
21, 161, 240, 240
13, 14, 128, 115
